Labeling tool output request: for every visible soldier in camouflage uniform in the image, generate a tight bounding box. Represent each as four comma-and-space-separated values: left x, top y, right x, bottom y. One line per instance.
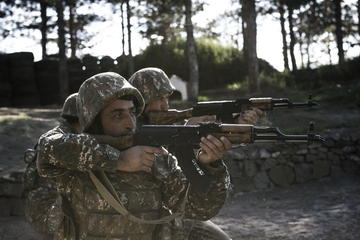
24, 93, 80, 239
37, 72, 231, 240
129, 67, 233, 240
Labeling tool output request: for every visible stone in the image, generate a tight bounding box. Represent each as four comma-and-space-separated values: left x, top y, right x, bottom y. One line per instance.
225, 149, 247, 160
324, 139, 335, 147
225, 159, 243, 178
318, 147, 328, 152
296, 149, 308, 155
349, 155, 360, 164
262, 158, 277, 171
331, 166, 345, 178
254, 171, 270, 190
294, 163, 313, 183
271, 151, 281, 158
244, 160, 257, 177
10, 198, 25, 216
259, 149, 271, 159
313, 159, 331, 179
341, 160, 360, 175
268, 165, 295, 187
0, 182, 23, 198
305, 154, 318, 163
0, 198, 11, 216
342, 146, 356, 154
292, 155, 305, 163
249, 150, 259, 160
327, 152, 340, 165
231, 176, 255, 192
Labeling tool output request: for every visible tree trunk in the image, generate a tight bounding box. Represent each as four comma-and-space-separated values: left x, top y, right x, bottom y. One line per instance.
334, 0, 344, 64
358, 0, 360, 37
56, 0, 69, 102
121, 1, 126, 56
185, 0, 199, 102
278, 2, 289, 71
69, 0, 77, 58
327, 32, 333, 65
299, 34, 305, 69
306, 33, 311, 68
40, 1, 47, 59
241, 6, 247, 55
241, 0, 259, 93
126, 0, 134, 75
288, 5, 297, 71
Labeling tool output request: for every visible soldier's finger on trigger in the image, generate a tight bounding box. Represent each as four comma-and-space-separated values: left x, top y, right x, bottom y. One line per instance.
199, 139, 212, 155
202, 136, 218, 155
207, 135, 225, 152
220, 136, 232, 150
143, 159, 154, 168
143, 146, 162, 155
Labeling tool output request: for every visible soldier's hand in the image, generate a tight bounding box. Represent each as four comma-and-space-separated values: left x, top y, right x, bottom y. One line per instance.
185, 115, 216, 126
237, 108, 264, 125
197, 135, 231, 164
117, 146, 166, 173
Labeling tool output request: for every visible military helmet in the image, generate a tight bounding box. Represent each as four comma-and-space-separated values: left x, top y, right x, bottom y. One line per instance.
61, 93, 78, 118
128, 67, 175, 104
77, 72, 145, 131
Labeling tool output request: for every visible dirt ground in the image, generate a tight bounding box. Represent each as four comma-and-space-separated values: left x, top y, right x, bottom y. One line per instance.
0, 106, 360, 239
213, 175, 360, 240
1, 175, 359, 240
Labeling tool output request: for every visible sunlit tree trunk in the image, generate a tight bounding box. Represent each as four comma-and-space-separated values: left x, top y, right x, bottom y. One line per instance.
40, 1, 47, 59
69, 0, 77, 58
326, 32, 333, 65
126, 0, 134, 75
288, 5, 297, 71
121, 1, 126, 56
299, 35, 305, 69
334, 0, 344, 64
241, 0, 259, 93
56, 0, 69, 102
185, 0, 199, 101
306, 33, 311, 68
358, 0, 360, 37
278, 2, 289, 71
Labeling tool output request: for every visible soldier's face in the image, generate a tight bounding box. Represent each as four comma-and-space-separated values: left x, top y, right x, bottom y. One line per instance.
100, 99, 136, 137
144, 93, 170, 114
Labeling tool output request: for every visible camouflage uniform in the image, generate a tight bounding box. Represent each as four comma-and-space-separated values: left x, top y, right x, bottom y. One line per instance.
129, 68, 232, 240
128, 67, 176, 105
24, 93, 79, 237
38, 72, 230, 240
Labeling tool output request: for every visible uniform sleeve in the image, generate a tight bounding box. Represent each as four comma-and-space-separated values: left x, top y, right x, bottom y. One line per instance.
159, 154, 230, 221
37, 128, 120, 178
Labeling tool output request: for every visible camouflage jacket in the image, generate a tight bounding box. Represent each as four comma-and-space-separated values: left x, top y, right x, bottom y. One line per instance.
37, 123, 230, 240
24, 120, 78, 236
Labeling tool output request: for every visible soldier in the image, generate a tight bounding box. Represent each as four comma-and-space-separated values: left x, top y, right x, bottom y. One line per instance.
24, 93, 80, 239
128, 67, 263, 127
129, 67, 235, 240
37, 72, 232, 240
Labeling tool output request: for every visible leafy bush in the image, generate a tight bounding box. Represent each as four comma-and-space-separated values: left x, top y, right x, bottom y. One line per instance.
134, 38, 278, 90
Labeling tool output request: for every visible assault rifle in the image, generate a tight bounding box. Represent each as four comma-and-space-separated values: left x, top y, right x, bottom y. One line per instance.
147, 96, 318, 124
95, 122, 324, 192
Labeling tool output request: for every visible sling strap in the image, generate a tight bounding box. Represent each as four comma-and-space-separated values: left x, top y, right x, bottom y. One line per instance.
89, 170, 189, 225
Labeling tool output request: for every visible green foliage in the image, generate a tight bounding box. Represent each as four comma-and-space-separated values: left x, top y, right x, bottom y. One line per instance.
290, 57, 360, 89
135, 38, 278, 91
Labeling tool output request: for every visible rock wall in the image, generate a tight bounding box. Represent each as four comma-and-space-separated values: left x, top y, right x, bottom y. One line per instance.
224, 127, 360, 192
